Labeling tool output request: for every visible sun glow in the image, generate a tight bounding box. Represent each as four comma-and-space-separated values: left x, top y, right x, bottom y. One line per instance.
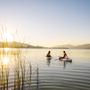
2, 33, 13, 42
2, 56, 10, 65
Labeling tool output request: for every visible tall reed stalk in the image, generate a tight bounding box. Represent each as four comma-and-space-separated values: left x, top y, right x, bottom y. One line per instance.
5, 64, 9, 90
29, 62, 32, 88
20, 59, 25, 90
0, 48, 40, 90
36, 65, 39, 90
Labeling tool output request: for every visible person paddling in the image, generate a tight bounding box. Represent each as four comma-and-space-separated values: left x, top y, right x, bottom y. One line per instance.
59, 51, 68, 59
46, 51, 51, 57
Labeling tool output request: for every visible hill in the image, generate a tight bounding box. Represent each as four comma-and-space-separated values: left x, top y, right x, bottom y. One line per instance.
53, 44, 90, 49
0, 42, 44, 48
0, 42, 90, 49
74, 44, 90, 49
53, 44, 74, 49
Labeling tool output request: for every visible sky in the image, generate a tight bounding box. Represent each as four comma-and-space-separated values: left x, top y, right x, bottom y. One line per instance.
0, 0, 90, 46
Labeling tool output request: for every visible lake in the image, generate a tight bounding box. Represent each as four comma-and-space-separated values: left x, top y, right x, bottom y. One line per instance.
0, 49, 90, 90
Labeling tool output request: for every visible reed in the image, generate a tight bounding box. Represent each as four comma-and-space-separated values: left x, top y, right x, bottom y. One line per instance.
29, 62, 32, 88
5, 64, 9, 90
0, 62, 9, 90
14, 52, 21, 90
0, 63, 4, 90
0, 49, 39, 90
36, 65, 39, 90
20, 58, 25, 90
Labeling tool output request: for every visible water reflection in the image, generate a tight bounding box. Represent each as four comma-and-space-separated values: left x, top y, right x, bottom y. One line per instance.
1, 49, 90, 90
0, 48, 42, 90
59, 60, 72, 69
36, 66, 39, 90
1, 56, 10, 65
0, 48, 22, 90
46, 57, 52, 66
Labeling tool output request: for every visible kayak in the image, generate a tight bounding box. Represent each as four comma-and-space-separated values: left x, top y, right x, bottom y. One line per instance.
59, 58, 72, 62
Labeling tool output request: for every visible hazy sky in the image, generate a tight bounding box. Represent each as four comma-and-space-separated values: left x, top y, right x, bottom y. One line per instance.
0, 0, 90, 46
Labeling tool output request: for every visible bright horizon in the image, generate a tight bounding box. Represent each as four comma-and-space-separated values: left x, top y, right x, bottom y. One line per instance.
0, 0, 90, 47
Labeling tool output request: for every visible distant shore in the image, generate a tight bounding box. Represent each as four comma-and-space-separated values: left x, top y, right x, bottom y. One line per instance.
0, 42, 90, 49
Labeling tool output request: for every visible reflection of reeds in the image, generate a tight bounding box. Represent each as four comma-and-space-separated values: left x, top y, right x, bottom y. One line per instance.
5, 65, 9, 90
0, 49, 39, 90
36, 65, 39, 90
1, 63, 4, 90
29, 62, 32, 87
20, 59, 25, 90
14, 51, 21, 90
0, 62, 9, 90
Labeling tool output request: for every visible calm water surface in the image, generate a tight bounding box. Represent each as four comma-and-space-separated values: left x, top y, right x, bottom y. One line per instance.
22, 49, 90, 90
0, 49, 90, 90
